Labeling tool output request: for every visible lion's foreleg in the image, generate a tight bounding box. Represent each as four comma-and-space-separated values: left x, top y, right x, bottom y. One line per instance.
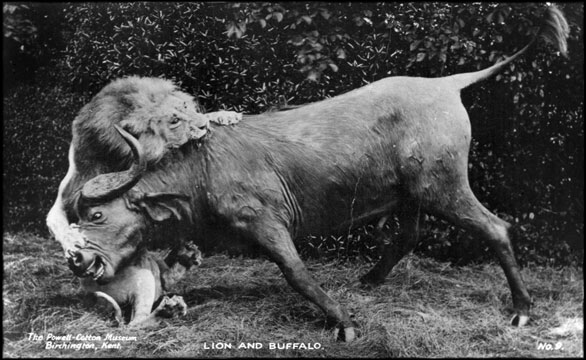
126, 269, 158, 327
46, 144, 86, 258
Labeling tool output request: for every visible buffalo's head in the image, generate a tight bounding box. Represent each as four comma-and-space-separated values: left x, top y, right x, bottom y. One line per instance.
69, 125, 191, 284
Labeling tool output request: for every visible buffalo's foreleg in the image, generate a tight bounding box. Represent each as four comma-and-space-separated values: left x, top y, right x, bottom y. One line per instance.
251, 220, 356, 341
360, 204, 423, 286
428, 183, 531, 326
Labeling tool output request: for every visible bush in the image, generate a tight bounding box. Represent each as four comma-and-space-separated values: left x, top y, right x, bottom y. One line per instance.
3, 84, 90, 232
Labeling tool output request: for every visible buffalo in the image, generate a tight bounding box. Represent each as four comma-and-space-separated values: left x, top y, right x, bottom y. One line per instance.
56, 6, 568, 341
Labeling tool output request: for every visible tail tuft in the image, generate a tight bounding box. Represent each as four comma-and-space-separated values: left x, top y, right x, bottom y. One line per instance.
95, 291, 124, 325
539, 5, 570, 57
450, 4, 570, 89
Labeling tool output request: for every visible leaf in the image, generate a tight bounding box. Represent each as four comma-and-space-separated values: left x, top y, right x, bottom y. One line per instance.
328, 63, 339, 72
307, 70, 319, 82
416, 52, 426, 62
226, 23, 236, 38
236, 22, 246, 36
410, 39, 422, 51
290, 35, 304, 46
273, 12, 283, 22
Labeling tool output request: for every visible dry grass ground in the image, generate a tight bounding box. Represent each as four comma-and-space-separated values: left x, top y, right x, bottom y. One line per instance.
3, 232, 583, 358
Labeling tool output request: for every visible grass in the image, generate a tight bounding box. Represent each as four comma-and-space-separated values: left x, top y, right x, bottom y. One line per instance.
3, 232, 583, 358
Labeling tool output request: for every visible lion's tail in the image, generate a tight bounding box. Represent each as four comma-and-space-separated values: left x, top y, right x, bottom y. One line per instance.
450, 5, 569, 90
94, 291, 124, 325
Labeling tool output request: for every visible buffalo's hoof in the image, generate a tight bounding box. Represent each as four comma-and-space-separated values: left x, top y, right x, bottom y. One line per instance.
357, 273, 385, 288
333, 326, 356, 342
511, 314, 530, 327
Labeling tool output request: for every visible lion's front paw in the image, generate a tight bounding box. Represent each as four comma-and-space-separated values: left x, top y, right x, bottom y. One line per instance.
153, 295, 188, 318
181, 243, 203, 267
207, 110, 242, 125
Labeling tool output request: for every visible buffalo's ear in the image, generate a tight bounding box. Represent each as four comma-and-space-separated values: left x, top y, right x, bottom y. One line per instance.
128, 192, 192, 222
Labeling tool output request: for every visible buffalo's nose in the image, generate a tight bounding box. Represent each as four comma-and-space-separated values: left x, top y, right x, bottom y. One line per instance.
67, 249, 95, 276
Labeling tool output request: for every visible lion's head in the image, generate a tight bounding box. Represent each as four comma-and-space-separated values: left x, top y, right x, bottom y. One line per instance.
72, 76, 209, 166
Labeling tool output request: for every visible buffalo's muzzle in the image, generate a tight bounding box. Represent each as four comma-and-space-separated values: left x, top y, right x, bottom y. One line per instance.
68, 250, 106, 281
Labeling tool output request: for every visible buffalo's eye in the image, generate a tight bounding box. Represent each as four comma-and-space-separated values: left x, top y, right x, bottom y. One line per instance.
91, 212, 103, 222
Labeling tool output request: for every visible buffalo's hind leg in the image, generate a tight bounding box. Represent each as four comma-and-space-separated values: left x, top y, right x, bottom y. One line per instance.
429, 183, 531, 326
360, 204, 423, 286
251, 220, 356, 342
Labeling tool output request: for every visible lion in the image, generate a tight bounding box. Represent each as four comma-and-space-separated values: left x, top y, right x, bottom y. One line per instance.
71, 76, 242, 164
83, 242, 202, 327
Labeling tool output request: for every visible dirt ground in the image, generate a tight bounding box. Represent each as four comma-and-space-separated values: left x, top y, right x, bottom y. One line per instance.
3, 232, 583, 358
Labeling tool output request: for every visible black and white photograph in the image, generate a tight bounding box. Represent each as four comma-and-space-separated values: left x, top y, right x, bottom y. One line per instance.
3, 2, 583, 357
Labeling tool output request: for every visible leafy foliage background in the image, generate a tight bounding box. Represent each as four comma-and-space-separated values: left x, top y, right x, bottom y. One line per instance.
3, 2, 583, 266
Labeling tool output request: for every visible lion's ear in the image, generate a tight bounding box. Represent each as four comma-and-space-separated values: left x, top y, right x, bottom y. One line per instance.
137, 132, 167, 163
119, 117, 145, 138
116, 122, 138, 138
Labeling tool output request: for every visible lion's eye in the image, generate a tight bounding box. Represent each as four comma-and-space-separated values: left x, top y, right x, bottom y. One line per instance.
91, 212, 103, 222
169, 115, 181, 126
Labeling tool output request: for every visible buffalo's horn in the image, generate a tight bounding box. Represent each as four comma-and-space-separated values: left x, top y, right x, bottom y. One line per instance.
80, 125, 147, 201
